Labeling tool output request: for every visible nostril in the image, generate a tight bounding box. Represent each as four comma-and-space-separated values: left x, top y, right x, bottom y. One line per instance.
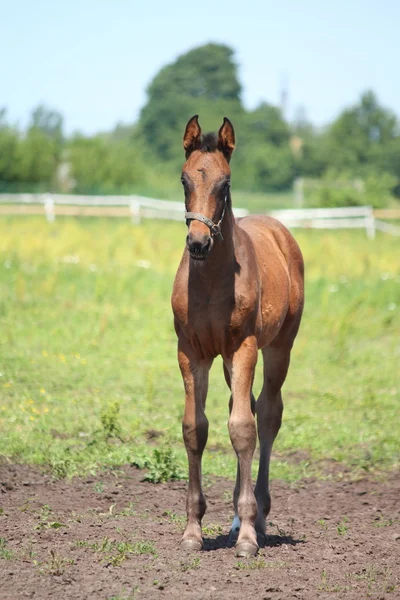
204, 238, 211, 251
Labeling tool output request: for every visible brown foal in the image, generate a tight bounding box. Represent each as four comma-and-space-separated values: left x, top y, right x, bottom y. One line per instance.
171, 115, 304, 557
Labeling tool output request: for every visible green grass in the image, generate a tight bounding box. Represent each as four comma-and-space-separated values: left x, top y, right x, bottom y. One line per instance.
0, 216, 399, 482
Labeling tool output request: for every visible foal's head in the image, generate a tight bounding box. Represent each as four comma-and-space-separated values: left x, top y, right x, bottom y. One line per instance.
182, 115, 235, 261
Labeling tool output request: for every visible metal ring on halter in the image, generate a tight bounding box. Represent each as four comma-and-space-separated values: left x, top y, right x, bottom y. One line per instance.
185, 196, 227, 242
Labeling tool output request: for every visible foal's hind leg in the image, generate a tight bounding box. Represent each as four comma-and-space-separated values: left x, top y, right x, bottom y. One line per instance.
178, 335, 212, 551
254, 344, 291, 538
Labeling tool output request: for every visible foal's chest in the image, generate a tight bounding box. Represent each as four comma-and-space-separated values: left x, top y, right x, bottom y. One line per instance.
174, 286, 254, 359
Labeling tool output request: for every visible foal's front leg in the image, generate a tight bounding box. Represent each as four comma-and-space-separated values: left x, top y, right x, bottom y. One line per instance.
178, 336, 211, 550
226, 336, 258, 557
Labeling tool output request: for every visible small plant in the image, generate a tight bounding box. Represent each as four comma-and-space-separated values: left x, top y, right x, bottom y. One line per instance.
162, 510, 185, 529
75, 540, 91, 548
236, 557, 270, 570
318, 568, 348, 592
93, 481, 105, 494
316, 518, 328, 531
34, 504, 66, 530
141, 446, 185, 483
0, 538, 13, 560
180, 556, 200, 571
337, 516, 349, 536
41, 549, 74, 576
77, 536, 157, 566
100, 401, 122, 440
130, 540, 157, 556
117, 502, 136, 517
107, 587, 139, 600
374, 515, 396, 527
202, 523, 223, 537
19, 540, 36, 562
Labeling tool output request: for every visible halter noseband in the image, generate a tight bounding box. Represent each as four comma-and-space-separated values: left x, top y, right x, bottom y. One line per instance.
185, 196, 227, 242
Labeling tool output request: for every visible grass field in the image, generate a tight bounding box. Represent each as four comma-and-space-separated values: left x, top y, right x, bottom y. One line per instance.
0, 216, 399, 483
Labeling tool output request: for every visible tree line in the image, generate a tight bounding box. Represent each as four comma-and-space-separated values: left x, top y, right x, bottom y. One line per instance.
1, 43, 399, 207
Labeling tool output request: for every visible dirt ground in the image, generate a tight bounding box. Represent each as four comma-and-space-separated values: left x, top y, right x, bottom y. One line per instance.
0, 463, 399, 600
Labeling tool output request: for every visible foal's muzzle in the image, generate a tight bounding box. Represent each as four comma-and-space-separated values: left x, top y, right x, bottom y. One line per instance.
186, 232, 212, 260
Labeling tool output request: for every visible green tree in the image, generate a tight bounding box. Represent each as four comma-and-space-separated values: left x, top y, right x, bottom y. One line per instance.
30, 105, 63, 143
67, 135, 146, 194
0, 110, 21, 183
139, 43, 243, 163
324, 90, 398, 171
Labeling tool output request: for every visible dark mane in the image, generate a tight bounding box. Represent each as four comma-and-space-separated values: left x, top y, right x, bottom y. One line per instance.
199, 132, 218, 153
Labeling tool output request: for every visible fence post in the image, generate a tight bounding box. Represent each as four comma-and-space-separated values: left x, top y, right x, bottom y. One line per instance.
130, 198, 141, 224
366, 207, 376, 240
44, 194, 55, 222
294, 177, 304, 207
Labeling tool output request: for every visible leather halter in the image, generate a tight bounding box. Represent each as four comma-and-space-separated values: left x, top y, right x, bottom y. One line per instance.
185, 196, 227, 242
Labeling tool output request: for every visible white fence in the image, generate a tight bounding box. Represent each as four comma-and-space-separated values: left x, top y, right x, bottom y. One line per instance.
269, 206, 378, 238
269, 206, 400, 239
0, 193, 249, 223
0, 193, 399, 237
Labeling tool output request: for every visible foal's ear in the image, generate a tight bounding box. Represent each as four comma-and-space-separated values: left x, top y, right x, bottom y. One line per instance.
218, 117, 235, 162
183, 115, 202, 158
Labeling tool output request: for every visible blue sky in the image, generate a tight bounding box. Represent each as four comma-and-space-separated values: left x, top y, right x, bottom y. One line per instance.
1, 0, 399, 134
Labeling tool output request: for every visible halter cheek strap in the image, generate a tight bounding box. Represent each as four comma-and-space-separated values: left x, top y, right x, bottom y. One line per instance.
185, 196, 227, 242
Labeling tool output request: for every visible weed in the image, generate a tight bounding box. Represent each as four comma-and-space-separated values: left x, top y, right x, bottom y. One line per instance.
76, 536, 157, 566
180, 556, 200, 571
130, 540, 157, 556
337, 516, 349, 536
316, 518, 328, 531
319, 569, 349, 593
41, 549, 74, 576
19, 540, 36, 562
162, 510, 185, 528
116, 502, 136, 517
374, 515, 396, 527
100, 401, 122, 440
0, 538, 13, 560
140, 447, 185, 483
75, 540, 91, 548
93, 481, 105, 493
93, 536, 114, 553
34, 504, 66, 530
202, 523, 223, 537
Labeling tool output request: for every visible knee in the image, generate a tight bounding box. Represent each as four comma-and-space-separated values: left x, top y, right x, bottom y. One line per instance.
228, 416, 256, 454
182, 416, 209, 452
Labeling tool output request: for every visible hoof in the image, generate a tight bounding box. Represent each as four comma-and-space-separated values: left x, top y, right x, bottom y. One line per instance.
235, 541, 259, 557
180, 538, 203, 551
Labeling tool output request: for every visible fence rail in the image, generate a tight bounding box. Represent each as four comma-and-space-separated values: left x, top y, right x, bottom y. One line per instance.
0, 193, 399, 237
269, 206, 380, 238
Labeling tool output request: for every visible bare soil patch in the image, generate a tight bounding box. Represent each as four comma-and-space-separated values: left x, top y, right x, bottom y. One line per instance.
0, 464, 399, 599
